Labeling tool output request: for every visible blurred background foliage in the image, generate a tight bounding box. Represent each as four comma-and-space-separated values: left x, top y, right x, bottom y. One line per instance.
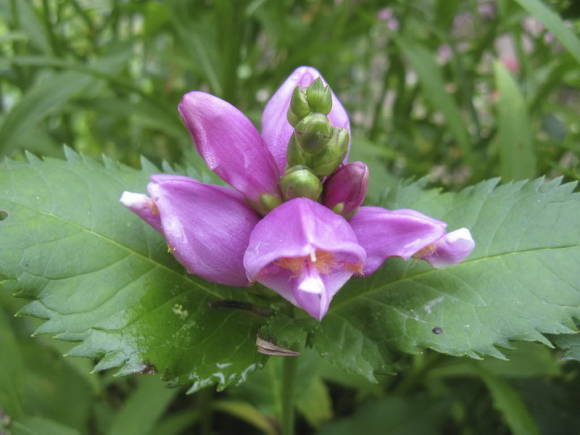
1, 0, 580, 434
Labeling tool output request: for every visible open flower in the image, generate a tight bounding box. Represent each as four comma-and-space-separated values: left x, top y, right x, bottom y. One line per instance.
244, 198, 366, 319
121, 66, 474, 320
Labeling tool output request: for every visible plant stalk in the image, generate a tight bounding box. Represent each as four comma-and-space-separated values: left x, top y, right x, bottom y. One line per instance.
280, 356, 299, 435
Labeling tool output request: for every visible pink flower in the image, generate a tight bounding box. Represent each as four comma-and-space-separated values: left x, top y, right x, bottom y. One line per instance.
121, 66, 475, 320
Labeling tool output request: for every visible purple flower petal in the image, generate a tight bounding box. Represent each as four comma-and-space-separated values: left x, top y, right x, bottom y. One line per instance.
323, 161, 369, 215
261, 66, 351, 172
178, 91, 280, 203
148, 174, 260, 286
349, 207, 448, 275
419, 228, 475, 268
120, 191, 162, 231
244, 198, 365, 319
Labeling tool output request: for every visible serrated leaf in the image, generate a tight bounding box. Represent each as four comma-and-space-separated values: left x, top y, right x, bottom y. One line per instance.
553, 333, 580, 361
315, 178, 580, 381
0, 154, 264, 391
430, 342, 561, 380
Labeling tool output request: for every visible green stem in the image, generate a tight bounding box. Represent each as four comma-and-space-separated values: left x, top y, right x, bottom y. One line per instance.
41, 0, 62, 57
198, 387, 214, 435
280, 356, 299, 435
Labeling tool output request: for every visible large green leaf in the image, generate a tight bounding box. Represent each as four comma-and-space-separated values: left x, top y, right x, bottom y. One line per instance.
2, 151, 579, 390
0, 151, 264, 391
315, 178, 580, 381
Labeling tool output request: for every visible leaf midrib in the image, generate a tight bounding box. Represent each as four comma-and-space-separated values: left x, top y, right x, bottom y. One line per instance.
0, 196, 224, 299
331, 244, 580, 312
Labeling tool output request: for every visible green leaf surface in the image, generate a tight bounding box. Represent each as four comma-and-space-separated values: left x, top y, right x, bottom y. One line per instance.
0, 152, 264, 391
430, 342, 561, 380
107, 376, 178, 435
230, 349, 331, 429
315, 177, 580, 381
494, 62, 536, 180
213, 400, 276, 435
553, 333, 580, 361
11, 417, 80, 435
0, 305, 25, 418
317, 396, 448, 435
480, 371, 540, 435
0, 299, 94, 431
296, 377, 333, 428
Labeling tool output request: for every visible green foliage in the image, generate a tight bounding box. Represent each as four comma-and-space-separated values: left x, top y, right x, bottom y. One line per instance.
397, 37, 471, 155
0, 151, 263, 392
317, 396, 449, 435
106, 376, 178, 435
1, 0, 579, 433
480, 371, 540, 435
515, 0, 580, 64
494, 62, 536, 180
315, 177, 580, 380
1, 152, 578, 401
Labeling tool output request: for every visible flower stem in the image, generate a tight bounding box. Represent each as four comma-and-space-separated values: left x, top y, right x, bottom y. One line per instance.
280, 355, 299, 435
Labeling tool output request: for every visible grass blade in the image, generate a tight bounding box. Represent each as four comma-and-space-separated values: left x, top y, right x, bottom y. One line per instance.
494, 61, 536, 180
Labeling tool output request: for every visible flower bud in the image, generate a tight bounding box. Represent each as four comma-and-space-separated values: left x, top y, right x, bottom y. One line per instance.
286, 135, 308, 167
279, 166, 323, 201
306, 78, 332, 115
323, 161, 369, 217
288, 87, 310, 126
294, 113, 334, 154
260, 193, 283, 213
309, 128, 349, 177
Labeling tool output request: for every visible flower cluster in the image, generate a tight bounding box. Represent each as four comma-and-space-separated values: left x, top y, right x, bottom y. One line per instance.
121, 67, 474, 320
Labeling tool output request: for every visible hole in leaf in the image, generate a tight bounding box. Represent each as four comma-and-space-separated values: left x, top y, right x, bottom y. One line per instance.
0, 211, 7, 221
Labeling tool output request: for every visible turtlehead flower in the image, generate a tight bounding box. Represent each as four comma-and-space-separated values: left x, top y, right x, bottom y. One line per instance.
244, 198, 365, 320
121, 66, 475, 321
350, 208, 474, 275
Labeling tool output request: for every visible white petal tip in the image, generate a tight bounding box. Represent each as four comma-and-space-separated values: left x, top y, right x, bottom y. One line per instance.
297, 275, 325, 294
120, 191, 149, 207
447, 227, 474, 244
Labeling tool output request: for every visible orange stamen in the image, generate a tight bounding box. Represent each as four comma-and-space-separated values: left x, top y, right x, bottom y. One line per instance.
413, 243, 437, 259
273, 249, 362, 277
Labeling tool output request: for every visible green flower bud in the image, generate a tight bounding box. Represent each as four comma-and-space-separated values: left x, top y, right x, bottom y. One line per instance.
309, 128, 349, 177
331, 202, 345, 215
288, 87, 311, 126
279, 166, 323, 201
294, 113, 333, 154
286, 134, 308, 167
260, 193, 282, 213
306, 78, 332, 115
